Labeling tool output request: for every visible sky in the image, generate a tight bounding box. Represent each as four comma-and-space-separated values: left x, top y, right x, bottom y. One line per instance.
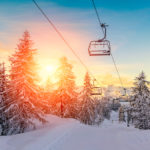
0, 0, 150, 87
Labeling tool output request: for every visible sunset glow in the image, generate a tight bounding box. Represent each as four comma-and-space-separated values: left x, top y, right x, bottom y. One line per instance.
1, 0, 150, 143
45, 65, 55, 75
1, 0, 150, 87
38, 63, 57, 85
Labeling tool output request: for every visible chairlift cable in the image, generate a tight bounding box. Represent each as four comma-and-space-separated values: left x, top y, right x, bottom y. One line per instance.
91, 0, 125, 91
110, 53, 124, 89
91, 0, 105, 35
32, 0, 101, 88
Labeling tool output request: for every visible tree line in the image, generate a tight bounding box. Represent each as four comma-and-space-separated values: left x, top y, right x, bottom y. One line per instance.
119, 71, 150, 129
0, 31, 111, 135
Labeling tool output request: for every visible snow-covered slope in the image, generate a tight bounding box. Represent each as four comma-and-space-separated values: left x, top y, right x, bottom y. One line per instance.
0, 112, 150, 150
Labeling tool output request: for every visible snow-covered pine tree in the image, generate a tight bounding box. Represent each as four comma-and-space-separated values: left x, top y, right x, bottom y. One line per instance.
79, 72, 96, 125
0, 63, 11, 135
99, 97, 111, 120
93, 98, 104, 125
119, 106, 125, 122
56, 57, 77, 118
39, 77, 54, 114
131, 71, 150, 129
8, 31, 46, 134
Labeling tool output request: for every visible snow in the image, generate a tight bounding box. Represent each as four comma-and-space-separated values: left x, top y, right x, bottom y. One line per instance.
120, 101, 130, 107
0, 112, 150, 150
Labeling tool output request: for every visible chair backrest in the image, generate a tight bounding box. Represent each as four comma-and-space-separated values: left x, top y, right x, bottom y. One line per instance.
88, 40, 111, 56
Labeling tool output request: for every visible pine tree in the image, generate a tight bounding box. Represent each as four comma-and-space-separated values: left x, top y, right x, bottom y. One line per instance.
40, 77, 54, 114
0, 63, 10, 135
79, 72, 96, 125
45, 77, 53, 92
56, 57, 77, 118
131, 71, 150, 129
100, 97, 111, 120
93, 98, 104, 125
8, 31, 46, 134
119, 106, 125, 122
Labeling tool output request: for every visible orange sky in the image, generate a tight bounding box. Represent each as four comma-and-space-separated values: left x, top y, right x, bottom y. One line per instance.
0, 26, 134, 87
0, 3, 146, 88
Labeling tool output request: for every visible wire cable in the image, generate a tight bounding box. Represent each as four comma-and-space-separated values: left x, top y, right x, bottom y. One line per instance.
32, 0, 100, 86
91, 0, 105, 35
110, 53, 124, 89
91, 0, 125, 90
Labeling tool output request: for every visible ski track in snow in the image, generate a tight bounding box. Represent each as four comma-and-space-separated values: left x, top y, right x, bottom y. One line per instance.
1, 112, 150, 150
45, 122, 78, 150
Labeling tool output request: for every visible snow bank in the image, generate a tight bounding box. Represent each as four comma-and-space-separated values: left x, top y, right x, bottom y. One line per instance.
1, 112, 150, 150
0, 114, 78, 150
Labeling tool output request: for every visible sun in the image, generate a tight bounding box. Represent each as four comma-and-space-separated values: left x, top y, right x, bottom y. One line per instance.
45, 65, 54, 74
38, 63, 57, 86
43, 65, 56, 78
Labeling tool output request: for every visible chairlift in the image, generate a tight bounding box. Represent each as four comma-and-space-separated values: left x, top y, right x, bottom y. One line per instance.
91, 86, 102, 95
88, 23, 111, 56
91, 79, 102, 95
121, 88, 127, 96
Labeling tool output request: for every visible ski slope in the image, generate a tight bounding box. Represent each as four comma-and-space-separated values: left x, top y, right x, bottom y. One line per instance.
0, 111, 150, 150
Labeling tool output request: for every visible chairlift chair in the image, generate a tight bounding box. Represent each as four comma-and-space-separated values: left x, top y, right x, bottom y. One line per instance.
121, 88, 127, 96
88, 23, 111, 56
91, 86, 102, 95
90, 79, 102, 95
88, 40, 111, 56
